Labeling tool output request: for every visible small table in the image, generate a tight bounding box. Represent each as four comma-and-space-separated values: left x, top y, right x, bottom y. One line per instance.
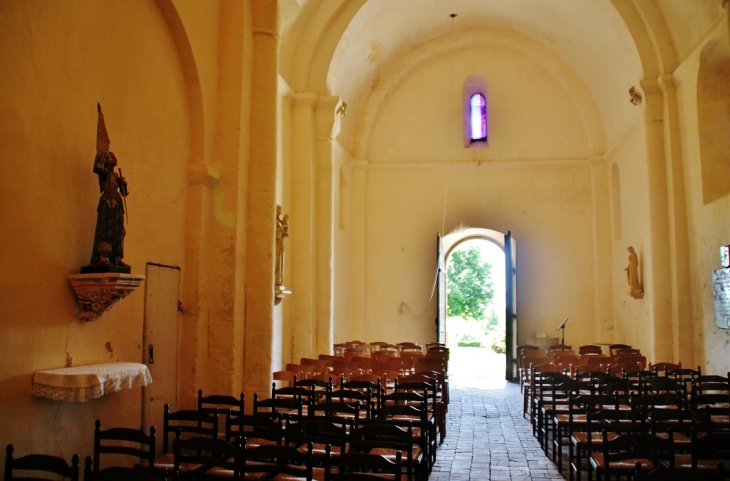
523, 337, 559, 350
33, 362, 152, 402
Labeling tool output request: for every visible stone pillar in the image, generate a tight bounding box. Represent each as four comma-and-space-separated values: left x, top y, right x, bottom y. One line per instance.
290, 93, 317, 361
244, 0, 279, 402
639, 79, 673, 362
588, 156, 614, 343
657, 74, 692, 365
313, 96, 341, 355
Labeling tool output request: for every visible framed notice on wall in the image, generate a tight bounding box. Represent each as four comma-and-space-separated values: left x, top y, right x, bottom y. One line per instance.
712, 268, 730, 328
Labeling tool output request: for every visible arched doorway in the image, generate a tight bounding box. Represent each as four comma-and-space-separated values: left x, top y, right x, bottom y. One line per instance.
439, 228, 517, 382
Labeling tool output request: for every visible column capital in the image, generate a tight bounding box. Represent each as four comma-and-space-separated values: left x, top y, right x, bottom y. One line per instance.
292, 92, 318, 108
315, 96, 343, 140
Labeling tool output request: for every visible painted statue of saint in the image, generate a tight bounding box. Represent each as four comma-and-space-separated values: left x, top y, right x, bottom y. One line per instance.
87, 104, 130, 272
275, 205, 289, 286
625, 246, 643, 298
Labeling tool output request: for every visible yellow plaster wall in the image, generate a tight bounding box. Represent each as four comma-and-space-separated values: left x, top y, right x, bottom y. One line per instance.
608, 119, 653, 352
0, 0, 190, 458
347, 45, 601, 347
367, 44, 592, 164
674, 22, 730, 375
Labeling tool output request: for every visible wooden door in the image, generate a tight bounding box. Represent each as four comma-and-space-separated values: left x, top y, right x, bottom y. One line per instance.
504, 232, 517, 381
436, 233, 445, 343
142, 263, 180, 440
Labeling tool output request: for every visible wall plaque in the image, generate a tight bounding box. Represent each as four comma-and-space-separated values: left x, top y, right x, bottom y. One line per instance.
712, 268, 730, 328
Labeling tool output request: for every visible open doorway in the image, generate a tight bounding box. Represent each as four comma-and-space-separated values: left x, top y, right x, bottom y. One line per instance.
439, 229, 513, 386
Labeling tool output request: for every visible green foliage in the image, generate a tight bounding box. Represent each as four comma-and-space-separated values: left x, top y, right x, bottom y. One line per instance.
457, 341, 482, 348
490, 332, 506, 354
447, 246, 495, 320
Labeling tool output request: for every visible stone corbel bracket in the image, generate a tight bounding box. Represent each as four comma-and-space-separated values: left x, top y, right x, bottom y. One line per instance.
68, 273, 145, 321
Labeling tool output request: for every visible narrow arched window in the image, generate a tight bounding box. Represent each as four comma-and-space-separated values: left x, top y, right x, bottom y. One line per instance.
463, 75, 488, 148
470, 93, 487, 142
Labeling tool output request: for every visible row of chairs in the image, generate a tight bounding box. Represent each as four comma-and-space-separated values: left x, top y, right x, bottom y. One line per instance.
524, 367, 730, 481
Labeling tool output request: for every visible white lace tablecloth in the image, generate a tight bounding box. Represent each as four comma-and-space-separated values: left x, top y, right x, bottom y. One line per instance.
33, 362, 152, 402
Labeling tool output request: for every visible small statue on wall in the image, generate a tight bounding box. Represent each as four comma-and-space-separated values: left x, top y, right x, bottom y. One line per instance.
625, 246, 644, 299
81, 104, 130, 274
275, 205, 289, 287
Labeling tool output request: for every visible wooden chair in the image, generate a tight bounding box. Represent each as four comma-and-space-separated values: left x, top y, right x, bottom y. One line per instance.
197, 390, 244, 439
325, 448, 402, 481
5, 445, 80, 481
523, 362, 562, 419
675, 431, 730, 472
551, 344, 573, 351
519, 349, 549, 393
92, 420, 156, 474
155, 405, 218, 474
284, 418, 349, 463
350, 423, 424, 481
590, 431, 675, 480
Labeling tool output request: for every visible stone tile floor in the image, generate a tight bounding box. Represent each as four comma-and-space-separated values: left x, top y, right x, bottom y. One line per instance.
430, 349, 565, 480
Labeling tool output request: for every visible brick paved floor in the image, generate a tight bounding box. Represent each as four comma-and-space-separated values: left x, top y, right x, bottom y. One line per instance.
430, 349, 565, 480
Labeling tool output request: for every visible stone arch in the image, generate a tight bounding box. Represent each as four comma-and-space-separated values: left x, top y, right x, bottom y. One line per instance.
698, 37, 730, 205
154, 0, 205, 163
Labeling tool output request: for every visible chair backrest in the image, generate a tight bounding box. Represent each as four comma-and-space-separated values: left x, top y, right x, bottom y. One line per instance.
241, 443, 313, 480
550, 344, 572, 351
172, 432, 241, 481
327, 388, 373, 420
225, 413, 283, 446
5, 445, 80, 481
309, 401, 361, 428
648, 362, 682, 376
252, 392, 303, 421
579, 344, 603, 355
93, 420, 156, 473
273, 370, 298, 387
162, 405, 218, 454
609, 344, 632, 356
284, 419, 348, 457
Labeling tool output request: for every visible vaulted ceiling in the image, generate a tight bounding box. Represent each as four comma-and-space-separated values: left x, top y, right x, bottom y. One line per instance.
280, 0, 725, 158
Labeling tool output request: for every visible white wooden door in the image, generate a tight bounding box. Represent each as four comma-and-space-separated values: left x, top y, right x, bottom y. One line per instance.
142, 263, 180, 441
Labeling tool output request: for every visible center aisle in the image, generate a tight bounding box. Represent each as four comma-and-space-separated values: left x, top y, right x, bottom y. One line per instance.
430, 347, 565, 480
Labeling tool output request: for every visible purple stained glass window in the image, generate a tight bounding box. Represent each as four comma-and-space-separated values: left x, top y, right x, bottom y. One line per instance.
470, 93, 487, 141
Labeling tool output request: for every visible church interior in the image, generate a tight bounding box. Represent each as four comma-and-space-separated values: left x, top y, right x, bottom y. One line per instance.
1, 0, 730, 470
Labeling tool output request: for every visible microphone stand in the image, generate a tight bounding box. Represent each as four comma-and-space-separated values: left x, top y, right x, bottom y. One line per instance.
555, 318, 569, 346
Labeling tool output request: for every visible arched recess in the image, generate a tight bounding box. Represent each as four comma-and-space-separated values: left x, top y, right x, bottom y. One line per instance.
350, 29, 606, 161
698, 38, 730, 205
